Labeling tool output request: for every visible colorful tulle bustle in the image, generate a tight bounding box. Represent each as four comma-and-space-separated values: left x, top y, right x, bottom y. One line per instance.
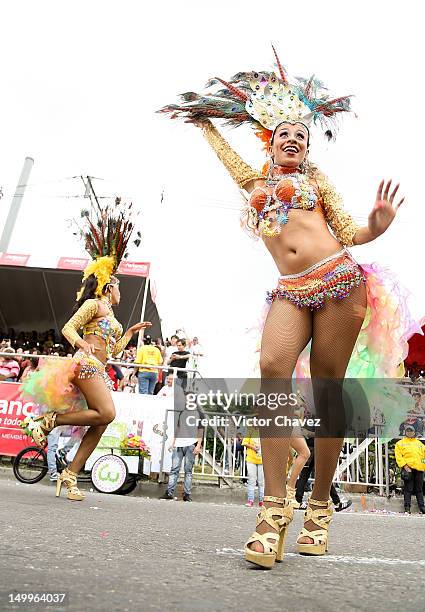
21, 357, 87, 416
294, 262, 421, 379
250, 261, 422, 439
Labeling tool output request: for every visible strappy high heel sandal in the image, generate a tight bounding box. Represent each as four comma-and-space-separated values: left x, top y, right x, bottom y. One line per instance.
21, 412, 57, 448
56, 468, 84, 501
286, 485, 300, 509
244, 496, 294, 569
296, 498, 333, 556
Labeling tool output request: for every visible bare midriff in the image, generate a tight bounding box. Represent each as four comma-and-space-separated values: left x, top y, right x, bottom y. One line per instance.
81, 302, 115, 364
82, 334, 109, 364
261, 208, 343, 276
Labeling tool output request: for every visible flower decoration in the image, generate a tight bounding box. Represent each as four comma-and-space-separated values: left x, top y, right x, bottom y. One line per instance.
120, 433, 151, 458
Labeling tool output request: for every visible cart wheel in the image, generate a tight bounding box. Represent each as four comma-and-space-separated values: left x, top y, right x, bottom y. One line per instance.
13, 446, 48, 484
114, 476, 138, 495
90, 454, 128, 494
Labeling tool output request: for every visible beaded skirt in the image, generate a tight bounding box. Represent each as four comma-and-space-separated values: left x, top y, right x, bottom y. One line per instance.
267, 249, 366, 310
73, 350, 115, 390
251, 250, 420, 380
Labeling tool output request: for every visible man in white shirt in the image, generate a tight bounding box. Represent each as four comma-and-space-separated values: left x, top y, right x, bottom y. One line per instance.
190, 337, 205, 373
160, 407, 203, 502
157, 374, 174, 398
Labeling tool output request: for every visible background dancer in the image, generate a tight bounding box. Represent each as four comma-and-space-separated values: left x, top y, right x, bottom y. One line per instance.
159, 46, 417, 568
21, 198, 150, 501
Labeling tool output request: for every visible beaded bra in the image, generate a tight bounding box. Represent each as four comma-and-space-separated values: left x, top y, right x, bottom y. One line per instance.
82, 299, 123, 359
62, 298, 131, 361
248, 166, 319, 238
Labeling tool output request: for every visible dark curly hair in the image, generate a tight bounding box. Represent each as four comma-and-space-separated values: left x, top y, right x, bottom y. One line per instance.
72, 274, 99, 313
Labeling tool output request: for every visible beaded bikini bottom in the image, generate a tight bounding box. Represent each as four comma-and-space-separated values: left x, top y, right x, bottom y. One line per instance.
73, 350, 114, 390
267, 249, 366, 310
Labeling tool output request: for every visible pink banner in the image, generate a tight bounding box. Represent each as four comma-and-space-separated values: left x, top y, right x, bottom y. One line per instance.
0, 383, 34, 456
56, 257, 150, 277
57, 257, 89, 270
0, 253, 30, 266
117, 261, 150, 277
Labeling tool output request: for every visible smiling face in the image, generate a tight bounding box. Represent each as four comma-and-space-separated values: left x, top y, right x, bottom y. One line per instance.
269, 122, 309, 168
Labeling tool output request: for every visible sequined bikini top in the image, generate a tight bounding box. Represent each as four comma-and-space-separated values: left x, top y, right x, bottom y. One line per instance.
248, 167, 320, 238
83, 301, 123, 358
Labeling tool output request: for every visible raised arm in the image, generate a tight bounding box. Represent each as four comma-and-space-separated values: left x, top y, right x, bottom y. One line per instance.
317, 174, 405, 247
198, 120, 265, 192
315, 173, 360, 248
113, 330, 133, 358
113, 322, 152, 358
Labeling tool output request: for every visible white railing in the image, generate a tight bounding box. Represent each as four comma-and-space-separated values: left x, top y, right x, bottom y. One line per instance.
158, 401, 425, 495
3, 351, 424, 494
0, 350, 201, 382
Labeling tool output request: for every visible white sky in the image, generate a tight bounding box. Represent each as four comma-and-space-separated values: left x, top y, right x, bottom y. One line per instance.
0, 1, 423, 375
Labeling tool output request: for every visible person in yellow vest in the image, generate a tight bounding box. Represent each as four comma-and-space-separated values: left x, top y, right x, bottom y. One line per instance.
395, 424, 425, 514
135, 335, 163, 394
242, 429, 264, 508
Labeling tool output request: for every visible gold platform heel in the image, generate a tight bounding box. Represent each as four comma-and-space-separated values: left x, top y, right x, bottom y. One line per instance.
244, 496, 294, 569
296, 498, 333, 556
21, 412, 57, 448
56, 468, 84, 501
286, 485, 300, 509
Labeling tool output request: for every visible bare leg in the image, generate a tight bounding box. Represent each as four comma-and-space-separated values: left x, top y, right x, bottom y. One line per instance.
57, 376, 116, 473
69, 425, 107, 473
249, 299, 312, 552
55, 375, 116, 427
299, 283, 367, 542
287, 436, 311, 489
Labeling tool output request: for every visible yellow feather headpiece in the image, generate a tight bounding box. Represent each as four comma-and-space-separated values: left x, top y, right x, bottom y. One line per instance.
76, 255, 116, 300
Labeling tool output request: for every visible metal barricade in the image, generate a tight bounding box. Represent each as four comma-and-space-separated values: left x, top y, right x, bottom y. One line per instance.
2, 352, 424, 494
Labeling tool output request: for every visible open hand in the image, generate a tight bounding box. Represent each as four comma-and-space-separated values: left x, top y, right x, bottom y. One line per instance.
78, 340, 97, 356
129, 322, 152, 335
368, 180, 405, 238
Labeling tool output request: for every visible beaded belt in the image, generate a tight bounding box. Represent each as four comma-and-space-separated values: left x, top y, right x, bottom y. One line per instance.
73, 350, 114, 390
267, 249, 366, 310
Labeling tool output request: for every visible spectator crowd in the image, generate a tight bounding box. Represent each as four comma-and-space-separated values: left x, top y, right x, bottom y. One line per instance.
0, 326, 205, 394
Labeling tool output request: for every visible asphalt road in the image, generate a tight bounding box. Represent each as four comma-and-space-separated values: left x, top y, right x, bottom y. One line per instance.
1, 478, 424, 612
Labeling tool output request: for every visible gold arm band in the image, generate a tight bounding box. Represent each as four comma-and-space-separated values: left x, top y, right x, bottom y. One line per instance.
61, 299, 98, 348
201, 121, 265, 188
113, 330, 133, 357
316, 173, 360, 247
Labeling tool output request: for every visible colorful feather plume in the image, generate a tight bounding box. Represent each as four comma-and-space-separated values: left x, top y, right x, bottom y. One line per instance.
157, 45, 353, 141
75, 196, 140, 268
73, 195, 141, 296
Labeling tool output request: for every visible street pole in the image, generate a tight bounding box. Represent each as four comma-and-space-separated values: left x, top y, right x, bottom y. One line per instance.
384, 441, 390, 498
137, 277, 150, 350
0, 157, 34, 252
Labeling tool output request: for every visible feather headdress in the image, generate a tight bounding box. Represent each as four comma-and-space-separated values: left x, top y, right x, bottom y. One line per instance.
74, 196, 141, 299
157, 45, 352, 147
